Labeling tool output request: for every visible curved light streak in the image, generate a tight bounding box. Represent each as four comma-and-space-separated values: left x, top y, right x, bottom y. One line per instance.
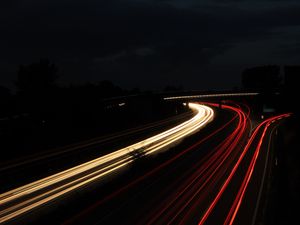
224, 113, 291, 225
197, 113, 290, 225
0, 103, 214, 224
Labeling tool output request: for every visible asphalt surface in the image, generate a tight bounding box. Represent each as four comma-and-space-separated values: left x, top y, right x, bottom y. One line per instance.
0, 100, 290, 225
0, 110, 195, 193
2, 103, 233, 225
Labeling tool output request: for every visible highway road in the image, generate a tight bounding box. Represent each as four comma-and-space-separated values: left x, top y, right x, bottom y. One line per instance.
221, 113, 291, 225
0, 109, 196, 193
58, 102, 289, 225
0, 110, 196, 173
0, 103, 214, 224
0, 97, 290, 225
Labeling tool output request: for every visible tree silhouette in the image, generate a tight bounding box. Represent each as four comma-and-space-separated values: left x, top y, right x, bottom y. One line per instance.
0, 85, 12, 117
283, 65, 299, 112
0, 85, 11, 99
242, 65, 281, 92
15, 59, 59, 113
163, 85, 183, 93
284, 65, 300, 90
16, 59, 58, 95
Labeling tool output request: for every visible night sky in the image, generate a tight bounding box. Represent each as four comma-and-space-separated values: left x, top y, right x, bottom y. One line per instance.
1, 0, 300, 91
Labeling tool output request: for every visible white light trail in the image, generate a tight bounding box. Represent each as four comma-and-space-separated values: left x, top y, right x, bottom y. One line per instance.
164, 93, 259, 100
0, 103, 214, 223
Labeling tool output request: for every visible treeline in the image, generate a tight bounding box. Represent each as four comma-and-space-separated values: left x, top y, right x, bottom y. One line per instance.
0, 59, 186, 160
1, 59, 139, 118
242, 64, 299, 93
241, 65, 299, 114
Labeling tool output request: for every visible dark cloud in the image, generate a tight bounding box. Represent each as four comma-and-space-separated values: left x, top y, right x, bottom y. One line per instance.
1, 0, 300, 90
